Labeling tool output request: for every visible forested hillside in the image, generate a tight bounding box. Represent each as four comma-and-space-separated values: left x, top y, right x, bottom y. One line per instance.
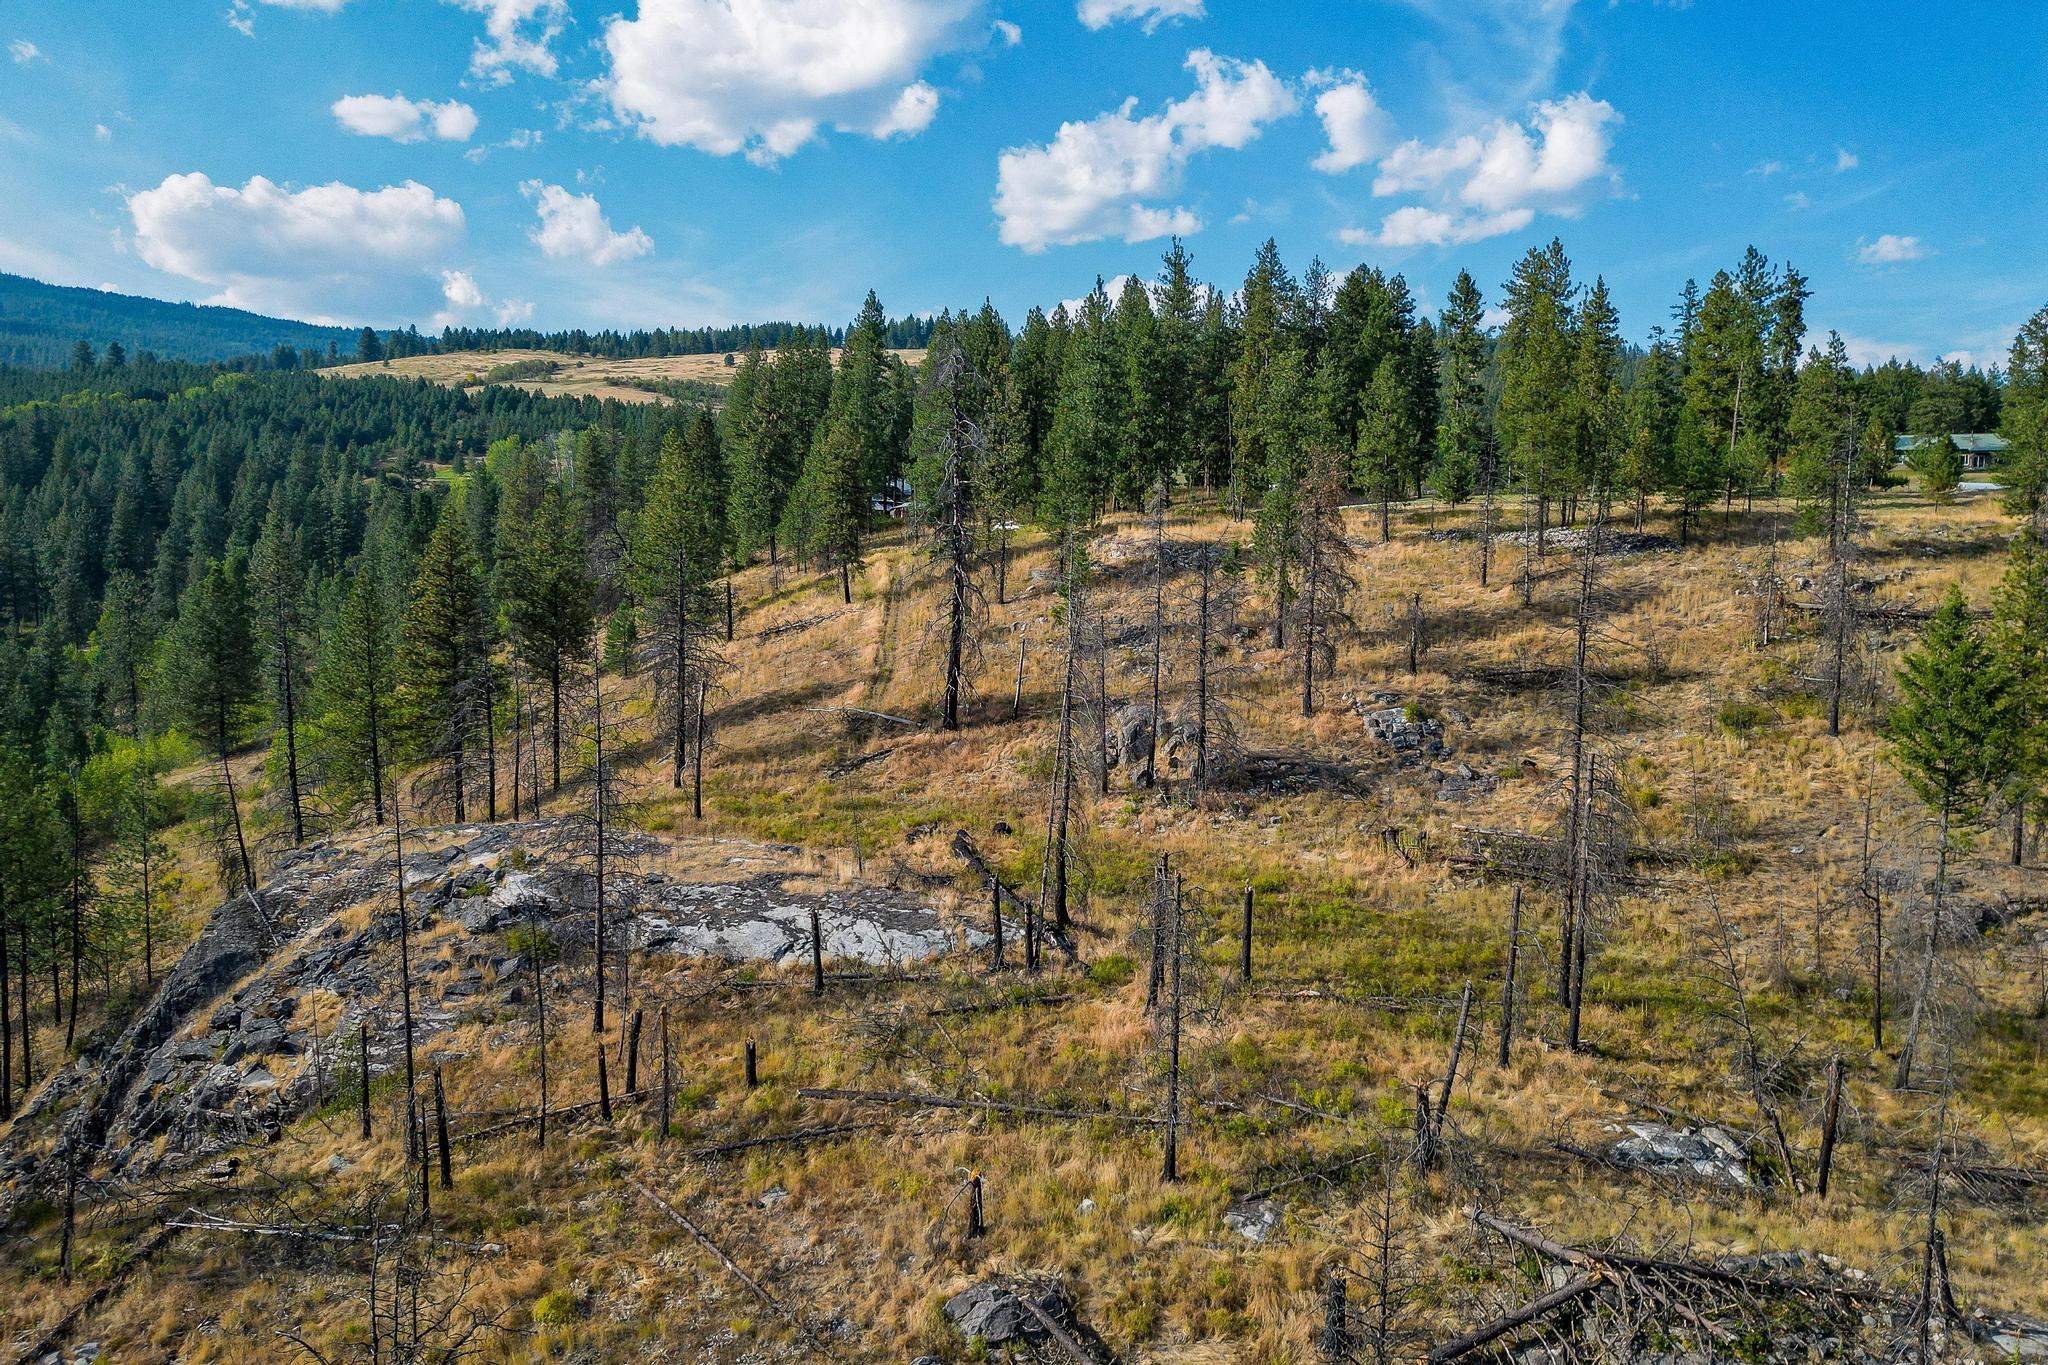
2, 236, 2048, 1359
0, 274, 360, 369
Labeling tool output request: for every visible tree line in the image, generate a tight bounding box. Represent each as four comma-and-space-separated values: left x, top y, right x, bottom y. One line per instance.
0, 234, 2044, 1114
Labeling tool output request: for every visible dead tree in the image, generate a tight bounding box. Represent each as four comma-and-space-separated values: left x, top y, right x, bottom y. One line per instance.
1697, 897, 1805, 1193
1294, 447, 1357, 717
1186, 545, 1245, 793
914, 338, 990, 731
1039, 535, 1090, 932
1161, 870, 1186, 1181
1144, 483, 1169, 785
1497, 886, 1523, 1066
390, 787, 422, 1150
1476, 435, 1500, 587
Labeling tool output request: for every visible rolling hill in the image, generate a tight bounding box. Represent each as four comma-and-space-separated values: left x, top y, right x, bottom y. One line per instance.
0, 272, 360, 367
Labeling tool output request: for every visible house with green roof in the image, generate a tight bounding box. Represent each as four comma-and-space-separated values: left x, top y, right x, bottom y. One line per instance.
1893, 432, 2011, 472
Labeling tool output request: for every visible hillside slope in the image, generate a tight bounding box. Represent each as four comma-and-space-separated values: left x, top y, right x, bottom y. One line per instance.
4, 489, 2048, 1362
0, 273, 358, 367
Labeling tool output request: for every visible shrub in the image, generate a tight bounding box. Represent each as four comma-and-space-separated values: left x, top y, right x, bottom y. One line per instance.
532, 1290, 580, 1325
1087, 953, 1136, 987
1716, 701, 1775, 737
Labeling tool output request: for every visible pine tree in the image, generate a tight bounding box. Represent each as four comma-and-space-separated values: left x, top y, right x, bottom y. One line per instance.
1231, 240, 1295, 509
723, 346, 776, 562
162, 555, 260, 892
1357, 357, 1418, 541
1041, 281, 1120, 530
1571, 277, 1623, 515
1787, 333, 1859, 537
2001, 303, 2048, 525
1887, 587, 2012, 1086
312, 570, 396, 822
501, 486, 594, 793
1991, 538, 2048, 863
250, 496, 311, 843
1431, 270, 1489, 505
1251, 349, 1319, 646
1497, 240, 1577, 553
629, 420, 727, 785
399, 502, 491, 822
1621, 342, 1678, 529
89, 573, 154, 739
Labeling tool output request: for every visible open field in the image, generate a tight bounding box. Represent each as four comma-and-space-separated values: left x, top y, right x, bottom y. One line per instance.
324, 347, 929, 405
4, 484, 2047, 1361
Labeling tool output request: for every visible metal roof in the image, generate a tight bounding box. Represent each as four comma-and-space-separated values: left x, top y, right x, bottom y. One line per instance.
1893, 433, 2011, 452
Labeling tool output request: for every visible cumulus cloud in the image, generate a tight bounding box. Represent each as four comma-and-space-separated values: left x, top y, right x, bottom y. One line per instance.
1834, 146, 1859, 172
992, 18, 1021, 45
1347, 204, 1533, 249
225, 3, 256, 36
871, 82, 941, 138
994, 49, 1296, 252
1857, 233, 1929, 266
126, 172, 466, 323
1308, 70, 1389, 175
1359, 91, 1617, 248
602, 0, 974, 164
332, 94, 479, 143
523, 181, 654, 266
8, 39, 44, 64
1076, 0, 1204, 32
452, 0, 567, 82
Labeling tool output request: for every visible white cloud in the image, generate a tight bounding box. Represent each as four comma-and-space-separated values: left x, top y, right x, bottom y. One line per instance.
440, 269, 485, 310
332, 94, 479, 144
1352, 91, 1615, 251
992, 18, 1022, 45
257, 0, 353, 10
1057, 274, 1137, 317
8, 39, 44, 64
994, 49, 1297, 252
125, 172, 467, 323
1747, 159, 1784, 177
1372, 92, 1615, 203
1348, 204, 1532, 249
1857, 233, 1929, 266
94, 123, 112, 143
495, 298, 536, 325
452, 0, 567, 82
1783, 190, 1810, 211
1308, 71, 1390, 175
870, 82, 940, 138
225, 3, 256, 36
1076, 0, 1204, 32
602, 0, 975, 165
522, 181, 654, 266
1834, 146, 1859, 172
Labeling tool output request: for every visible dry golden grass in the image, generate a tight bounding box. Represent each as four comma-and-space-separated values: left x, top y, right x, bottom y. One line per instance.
8, 484, 2048, 1361
322, 347, 928, 405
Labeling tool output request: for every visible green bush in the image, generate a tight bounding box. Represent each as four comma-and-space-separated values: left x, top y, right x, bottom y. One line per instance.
1087, 953, 1136, 987
1716, 701, 1775, 737
532, 1290, 580, 1325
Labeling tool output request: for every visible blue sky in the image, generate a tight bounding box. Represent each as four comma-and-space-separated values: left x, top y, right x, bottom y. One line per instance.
1, 0, 2041, 368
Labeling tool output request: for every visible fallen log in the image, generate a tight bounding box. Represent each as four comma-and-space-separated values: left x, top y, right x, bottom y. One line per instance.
452, 1091, 645, 1147
799, 1086, 1164, 1127
15, 1221, 181, 1365
1013, 1287, 1118, 1364
927, 993, 1074, 1017
1426, 1271, 1605, 1363
686, 1122, 883, 1160
627, 1176, 834, 1358
950, 830, 1079, 963
1470, 1210, 1880, 1301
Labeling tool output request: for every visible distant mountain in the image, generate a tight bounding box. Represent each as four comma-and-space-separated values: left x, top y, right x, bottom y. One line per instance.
0, 273, 361, 368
